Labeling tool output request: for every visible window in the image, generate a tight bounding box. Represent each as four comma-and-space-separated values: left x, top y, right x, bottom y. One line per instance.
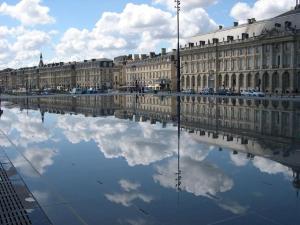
239, 49, 243, 55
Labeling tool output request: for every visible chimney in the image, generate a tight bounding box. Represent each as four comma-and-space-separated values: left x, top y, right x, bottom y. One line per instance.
248, 19, 252, 24
149, 52, 156, 58
133, 54, 140, 61
128, 54, 133, 60
234, 22, 239, 27
242, 33, 249, 40
275, 23, 281, 28
188, 42, 194, 48
219, 25, 223, 30
227, 36, 234, 42
161, 48, 166, 55
285, 21, 292, 28
213, 38, 219, 44
141, 54, 147, 60
199, 41, 206, 46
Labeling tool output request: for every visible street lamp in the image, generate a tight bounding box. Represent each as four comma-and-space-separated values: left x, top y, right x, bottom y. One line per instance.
175, 0, 181, 93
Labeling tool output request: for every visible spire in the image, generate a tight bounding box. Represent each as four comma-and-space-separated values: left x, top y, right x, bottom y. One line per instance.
39, 52, 44, 67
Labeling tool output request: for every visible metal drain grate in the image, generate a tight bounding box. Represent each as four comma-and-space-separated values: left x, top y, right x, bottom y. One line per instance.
0, 147, 53, 225
0, 163, 32, 225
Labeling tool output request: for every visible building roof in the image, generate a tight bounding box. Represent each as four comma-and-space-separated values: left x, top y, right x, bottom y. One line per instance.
188, 7, 300, 45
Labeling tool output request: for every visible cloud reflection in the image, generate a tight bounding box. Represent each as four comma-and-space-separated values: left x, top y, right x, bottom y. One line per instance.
252, 156, 292, 177
153, 157, 234, 198
57, 115, 210, 166
13, 147, 57, 177
105, 179, 153, 207
0, 108, 52, 147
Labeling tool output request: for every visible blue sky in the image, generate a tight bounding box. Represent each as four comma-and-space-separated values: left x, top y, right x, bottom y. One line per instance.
0, 0, 296, 68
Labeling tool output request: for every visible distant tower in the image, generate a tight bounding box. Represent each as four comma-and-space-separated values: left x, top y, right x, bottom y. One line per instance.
39, 53, 44, 67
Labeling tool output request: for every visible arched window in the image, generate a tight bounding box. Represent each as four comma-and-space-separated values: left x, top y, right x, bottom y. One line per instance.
225, 74, 229, 87
239, 73, 244, 89
272, 72, 279, 91
255, 73, 260, 89
231, 74, 237, 89
197, 76, 201, 87
282, 72, 290, 93
203, 75, 207, 88
186, 76, 190, 88
217, 74, 222, 88
181, 76, 185, 87
263, 72, 269, 91
247, 73, 252, 88
191, 76, 195, 88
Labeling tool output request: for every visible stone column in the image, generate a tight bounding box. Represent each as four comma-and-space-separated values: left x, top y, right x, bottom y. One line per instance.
270, 44, 273, 67
280, 43, 284, 68
279, 71, 283, 94
260, 45, 264, 68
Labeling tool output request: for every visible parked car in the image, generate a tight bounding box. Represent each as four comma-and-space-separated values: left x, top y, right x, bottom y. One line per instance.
143, 88, 153, 93
202, 88, 214, 95
182, 89, 196, 94
241, 90, 252, 96
251, 90, 265, 97
87, 88, 97, 94
216, 89, 228, 96
70, 88, 82, 94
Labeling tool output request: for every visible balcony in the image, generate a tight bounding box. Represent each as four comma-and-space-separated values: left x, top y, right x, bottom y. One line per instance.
282, 64, 290, 68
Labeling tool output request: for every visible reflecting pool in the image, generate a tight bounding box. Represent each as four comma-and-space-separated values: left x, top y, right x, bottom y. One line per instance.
0, 95, 299, 225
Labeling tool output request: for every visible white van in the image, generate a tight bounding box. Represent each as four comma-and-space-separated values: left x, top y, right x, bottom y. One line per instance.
70, 88, 82, 94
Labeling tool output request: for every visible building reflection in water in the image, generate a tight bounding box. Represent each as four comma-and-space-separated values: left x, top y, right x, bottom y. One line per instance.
8, 94, 300, 194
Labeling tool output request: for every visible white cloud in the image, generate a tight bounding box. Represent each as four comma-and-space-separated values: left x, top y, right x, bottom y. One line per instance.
0, 108, 53, 147
218, 200, 248, 214
119, 179, 141, 192
105, 192, 153, 207
0, 26, 55, 69
153, 157, 234, 198
54, 3, 217, 62
230, 0, 295, 22
105, 179, 153, 207
57, 114, 211, 167
0, 1, 217, 68
13, 147, 57, 176
0, 0, 55, 26
230, 153, 249, 167
252, 156, 292, 177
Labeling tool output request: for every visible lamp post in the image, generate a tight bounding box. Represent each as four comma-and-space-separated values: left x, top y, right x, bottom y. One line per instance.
175, 0, 181, 93
175, 0, 182, 195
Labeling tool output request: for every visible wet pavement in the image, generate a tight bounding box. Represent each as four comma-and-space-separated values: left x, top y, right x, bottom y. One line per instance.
0, 94, 299, 225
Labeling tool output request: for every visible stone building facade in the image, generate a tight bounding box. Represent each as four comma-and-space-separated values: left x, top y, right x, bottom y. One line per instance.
181, 7, 300, 94
113, 55, 128, 90
180, 96, 300, 139
122, 49, 177, 91
0, 55, 114, 92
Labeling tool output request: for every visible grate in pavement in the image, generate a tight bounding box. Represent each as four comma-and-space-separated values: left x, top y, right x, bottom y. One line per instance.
0, 153, 52, 225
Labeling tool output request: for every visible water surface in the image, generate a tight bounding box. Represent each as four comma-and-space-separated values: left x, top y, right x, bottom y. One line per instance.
0, 95, 299, 225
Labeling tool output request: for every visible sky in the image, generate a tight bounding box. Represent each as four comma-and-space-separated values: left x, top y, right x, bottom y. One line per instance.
0, 0, 297, 69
